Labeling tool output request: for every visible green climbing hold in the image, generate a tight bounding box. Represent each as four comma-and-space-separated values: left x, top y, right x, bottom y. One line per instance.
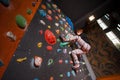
57, 39, 60, 42
60, 27, 64, 31
27, 8, 32, 15
48, 59, 53, 66
60, 42, 69, 47
46, 2, 51, 8
59, 74, 63, 77
16, 15, 27, 29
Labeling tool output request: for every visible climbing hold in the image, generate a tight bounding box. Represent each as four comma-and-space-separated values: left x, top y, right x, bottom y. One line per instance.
68, 44, 70, 47
60, 27, 64, 31
52, 4, 57, 9
52, 10, 56, 13
48, 25, 51, 29
59, 74, 63, 77
16, 57, 27, 63
27, 8, 32, 15
55, 16, 59, 20
57, 48, 62, 53
33, 78, 39, 80
47, 46, 53, 51
41, 4, 46, 9
66, 22, 69, 25
65, 30, 68, 34
59, 20, 63, 25
79, 69, 82, 72
48, 10, 52, 15
55, 23, 59, 27
60, 42, 69, 47
45, 29, 56, 45
0, 59, 4, 67
55, 29, 60, 34
16, 15, 27, 29
58, 14, 62, 18
65, 60, 68, 64
67, 72, 70, 77
59, 59, 63, 64
64, 24, 68, 28
48, 59, 53, 65
32, 2, 36, 7
37, 42, 42, 48
0, 0, 10, 7
40, 20, 46, 25
38, 10, 46, 17
50, 76, 54, 80
6, 31, 16, 41
46, 15, 52, 21
57, 39, 60, 42
70, 60, 73, 64
39, 30, 43, 35
71, 70, 76, 77
57, 9, 61, 13
61, 14, 65, 18
63, 49, 67, 54
47, 0, 51, 2
62, 18, 66, 21
34, 56, 42, 67
46, 2, 51, 8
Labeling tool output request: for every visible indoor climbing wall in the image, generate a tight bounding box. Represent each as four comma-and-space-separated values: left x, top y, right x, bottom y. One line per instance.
2, 0, 92, 80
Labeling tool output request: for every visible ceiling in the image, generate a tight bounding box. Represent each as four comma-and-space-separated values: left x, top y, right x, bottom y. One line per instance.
54, 0, 118, 29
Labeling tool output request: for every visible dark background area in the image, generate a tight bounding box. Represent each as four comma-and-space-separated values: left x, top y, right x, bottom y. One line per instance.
54, 0, 120, 29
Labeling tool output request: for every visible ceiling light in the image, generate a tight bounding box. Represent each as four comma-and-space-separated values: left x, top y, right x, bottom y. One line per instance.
89, 15, 95, 21
118, 24, 120, 27
117, 27, 120, 31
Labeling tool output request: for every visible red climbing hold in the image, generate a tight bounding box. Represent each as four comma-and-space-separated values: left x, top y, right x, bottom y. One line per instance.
46, 15, 52, 21
39, 30, 43, 35
47, 46, 53, 51
45, 29, 56, 45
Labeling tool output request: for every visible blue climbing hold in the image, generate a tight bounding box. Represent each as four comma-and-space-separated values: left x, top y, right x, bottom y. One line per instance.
0, 60, 4, 67
57, 49, 62, 53
59, 20, 63, 25
0, 0, 10, 7
33, 78, 39, 80
38, 10, 46, 17
65, 60, 68, 64
67, 71, 70, 77
66, 16, 74, 31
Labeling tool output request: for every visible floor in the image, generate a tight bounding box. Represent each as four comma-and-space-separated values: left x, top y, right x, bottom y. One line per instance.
0, 0, 42, 78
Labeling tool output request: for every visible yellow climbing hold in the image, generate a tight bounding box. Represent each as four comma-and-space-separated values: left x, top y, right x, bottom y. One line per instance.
16, 57, 27, 63
37, 42, 42, 48
48, 25, 51, 29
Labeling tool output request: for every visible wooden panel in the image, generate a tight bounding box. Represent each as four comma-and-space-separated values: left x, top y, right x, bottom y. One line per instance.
97, 74, 120, 80
0, 0, 42, 78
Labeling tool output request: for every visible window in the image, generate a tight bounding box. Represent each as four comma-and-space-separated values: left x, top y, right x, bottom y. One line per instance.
97, 15, 120, 50
117, 24, 120, 31
106, 31, 120, 50
97, 19, 108, 30
104, 14, 109, 20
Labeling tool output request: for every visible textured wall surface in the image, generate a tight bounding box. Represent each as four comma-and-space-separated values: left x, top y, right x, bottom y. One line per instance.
86, 22, 120, 77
